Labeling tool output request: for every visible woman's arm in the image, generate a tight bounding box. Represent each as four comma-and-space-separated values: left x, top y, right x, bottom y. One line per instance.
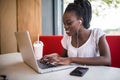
62, 49, 68, 57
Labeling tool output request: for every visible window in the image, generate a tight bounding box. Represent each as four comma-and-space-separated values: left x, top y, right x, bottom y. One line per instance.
63, 0, 120, 35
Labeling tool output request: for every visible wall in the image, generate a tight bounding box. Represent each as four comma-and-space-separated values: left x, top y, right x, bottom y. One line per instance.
0, 0, 17, 54
17, 0, 42, 43
0, 0, 42, 54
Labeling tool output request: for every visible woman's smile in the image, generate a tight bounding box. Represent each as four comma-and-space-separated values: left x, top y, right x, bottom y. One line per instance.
66, 30, 70, 35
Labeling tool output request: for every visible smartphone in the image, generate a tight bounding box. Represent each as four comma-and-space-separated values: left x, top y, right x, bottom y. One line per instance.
70, 67, 89, 77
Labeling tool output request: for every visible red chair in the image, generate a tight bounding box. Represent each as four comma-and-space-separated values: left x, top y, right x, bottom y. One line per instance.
40, 36, 63, 56
106, 36, 120, 68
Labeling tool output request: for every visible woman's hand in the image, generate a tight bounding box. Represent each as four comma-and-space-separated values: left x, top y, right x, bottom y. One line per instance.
40, 53, 71, 65
40, 53, 59, 64
53, 57, 71, 65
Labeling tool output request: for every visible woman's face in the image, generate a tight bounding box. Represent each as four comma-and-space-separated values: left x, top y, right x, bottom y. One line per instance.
63, 11, 81, 36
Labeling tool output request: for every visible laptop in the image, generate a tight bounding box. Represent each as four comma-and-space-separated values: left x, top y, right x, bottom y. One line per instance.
15, 31, 73, 73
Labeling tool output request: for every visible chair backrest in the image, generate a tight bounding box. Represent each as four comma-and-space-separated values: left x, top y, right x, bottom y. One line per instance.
40, 35, 120, 68
106, 36, 120, 68
40, 36, 63, 56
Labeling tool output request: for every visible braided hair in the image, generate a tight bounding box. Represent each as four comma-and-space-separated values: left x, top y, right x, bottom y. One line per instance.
64, 0, 92, 29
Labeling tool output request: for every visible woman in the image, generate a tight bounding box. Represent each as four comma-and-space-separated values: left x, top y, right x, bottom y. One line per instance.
41, 0, 111, 66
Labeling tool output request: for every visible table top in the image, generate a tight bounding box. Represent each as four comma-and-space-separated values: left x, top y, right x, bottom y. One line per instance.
0, 52, 120, 80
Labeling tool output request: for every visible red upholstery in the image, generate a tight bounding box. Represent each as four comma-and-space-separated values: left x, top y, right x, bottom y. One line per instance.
40, 36, 63, 56
40, 35, 120, 68
106, 36, 120, 68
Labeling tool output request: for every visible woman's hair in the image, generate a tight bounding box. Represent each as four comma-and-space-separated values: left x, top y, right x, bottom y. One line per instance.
64, 0, 92, 29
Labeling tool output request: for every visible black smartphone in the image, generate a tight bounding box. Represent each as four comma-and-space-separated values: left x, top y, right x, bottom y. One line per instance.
70, 67, 89, 77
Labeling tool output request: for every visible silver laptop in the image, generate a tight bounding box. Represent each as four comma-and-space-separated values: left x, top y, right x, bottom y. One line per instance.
15, 31, 73, 73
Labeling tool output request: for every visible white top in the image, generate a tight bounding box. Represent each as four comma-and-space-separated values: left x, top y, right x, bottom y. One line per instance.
61, 28, 105, 57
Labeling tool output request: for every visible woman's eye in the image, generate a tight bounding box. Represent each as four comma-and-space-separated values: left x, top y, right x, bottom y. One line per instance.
67, 22, 72, 25
63, 21, 73, 26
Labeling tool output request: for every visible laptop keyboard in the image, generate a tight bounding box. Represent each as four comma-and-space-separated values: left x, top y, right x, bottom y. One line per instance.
37, 60, 58, 69
40, 61, 57, 67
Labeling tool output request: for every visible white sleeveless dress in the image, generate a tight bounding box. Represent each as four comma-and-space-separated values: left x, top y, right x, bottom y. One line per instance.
61, 28, 105, 57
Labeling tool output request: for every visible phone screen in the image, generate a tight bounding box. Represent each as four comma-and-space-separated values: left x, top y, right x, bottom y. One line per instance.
70, 67, 89, 77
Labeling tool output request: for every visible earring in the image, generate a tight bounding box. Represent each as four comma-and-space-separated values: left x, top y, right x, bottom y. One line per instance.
79, 20, 82, 24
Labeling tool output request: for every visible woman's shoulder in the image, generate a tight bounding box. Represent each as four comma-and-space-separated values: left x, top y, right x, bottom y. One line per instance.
92, 28, 103, 32
91, 28, 105, 36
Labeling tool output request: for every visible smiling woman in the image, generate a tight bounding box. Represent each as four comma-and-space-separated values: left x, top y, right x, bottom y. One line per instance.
41, 0, 111, 66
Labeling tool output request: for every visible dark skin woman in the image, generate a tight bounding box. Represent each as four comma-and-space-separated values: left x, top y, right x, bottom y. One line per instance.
41, 0, 111, 66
